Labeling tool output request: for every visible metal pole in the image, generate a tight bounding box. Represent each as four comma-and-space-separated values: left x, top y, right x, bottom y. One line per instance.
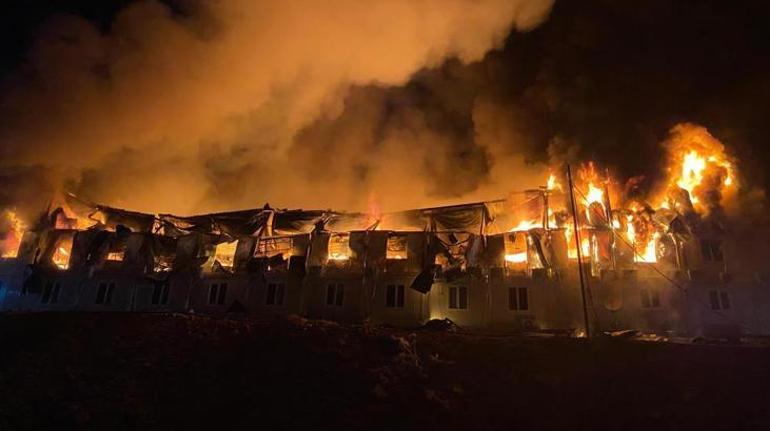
603, 171, 617, 271
567, 164, 591, 338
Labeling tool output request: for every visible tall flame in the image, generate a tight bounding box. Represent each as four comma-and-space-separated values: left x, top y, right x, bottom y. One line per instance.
0, 210, 26, 259
662, 123, 736, 212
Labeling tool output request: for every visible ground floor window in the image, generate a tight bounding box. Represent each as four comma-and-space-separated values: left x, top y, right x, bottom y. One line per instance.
209, 283, 228, 305
508, 287, 529, 311
709, 290, 731, 310
386, 284, 405, 308
266, 283, 286, 306
640, 288, 661, 308
152, 282, 170, 305
326, 283, 344, 307
41, 281, 61, 304
449, 286, 468, 310
95, 282, 115, 305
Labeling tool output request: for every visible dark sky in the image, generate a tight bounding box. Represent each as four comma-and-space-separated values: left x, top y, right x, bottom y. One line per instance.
1, 0, 769, 211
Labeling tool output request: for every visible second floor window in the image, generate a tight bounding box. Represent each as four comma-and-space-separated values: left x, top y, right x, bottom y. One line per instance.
701, 239, 724, 263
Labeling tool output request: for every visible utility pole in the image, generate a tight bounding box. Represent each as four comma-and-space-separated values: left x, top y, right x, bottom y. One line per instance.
567, 164, 591, 338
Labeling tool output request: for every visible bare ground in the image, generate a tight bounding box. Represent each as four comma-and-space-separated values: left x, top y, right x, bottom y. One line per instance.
1, 312, 769, 430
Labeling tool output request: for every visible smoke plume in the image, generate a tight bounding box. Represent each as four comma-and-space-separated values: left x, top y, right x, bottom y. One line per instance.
0, 0, 555, 218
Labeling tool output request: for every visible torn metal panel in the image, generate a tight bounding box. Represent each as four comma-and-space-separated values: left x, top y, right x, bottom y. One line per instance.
273, 210, 326, 235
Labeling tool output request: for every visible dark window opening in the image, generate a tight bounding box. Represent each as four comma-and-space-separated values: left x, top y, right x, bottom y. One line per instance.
449, 286, 468, 310
641, 288, 661, 309
709, 290, 721, 310
711, 290, 731, 310
95, 282, 114, 305
152, 282, 170, 305
209, 283, 218, 305
508, 287, 529, 311
720, 291, 730, 309
326, 284, 344, 307
386, 284, 405, 308
209, 283, 227, 305
701, 239, 724, 263
266, 283, 286, 306
42, 281, 61, 304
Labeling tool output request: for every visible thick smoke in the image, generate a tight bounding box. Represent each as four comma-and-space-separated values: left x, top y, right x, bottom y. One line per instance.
0, 0, 555, 218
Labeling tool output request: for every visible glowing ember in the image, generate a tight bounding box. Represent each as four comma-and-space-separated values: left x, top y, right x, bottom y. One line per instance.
328, 233, 351, 261
214, 241, 238, 268
107, 252, 125, 261
504, 252, 528, 264
635, 233, 659, 263
546, 174, 561, 191
52, 237, 73, 270
581, 237, 590, 256
386, 235, 407, 260
510, 219, 540, 232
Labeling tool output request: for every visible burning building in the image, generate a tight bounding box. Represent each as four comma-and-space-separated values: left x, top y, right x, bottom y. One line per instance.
1, 124, 768, 339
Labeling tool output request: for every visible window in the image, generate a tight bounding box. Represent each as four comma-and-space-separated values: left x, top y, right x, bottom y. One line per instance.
701, 239, 724, 263
152, 282, 170, 305
386, 284, 405, 308
208, 283, 228, 305
328, 234, 351, 261
449, 286, 468, 310
386, 235, 407, 260
41, 281, 61, 304
213, 241, 237, 269
640, 288, 661, 309
51, 234, 74, 270
266, 283, 286, 306
504, 232, 528, 267
508, 287, 529, 311
326, 283, 344, 307
106, 251, 124, 261
95, 282, 115, 305
710, 290, 731, 310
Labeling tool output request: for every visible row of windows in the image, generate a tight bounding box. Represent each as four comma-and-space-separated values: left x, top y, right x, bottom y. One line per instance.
25, 281, 728, 313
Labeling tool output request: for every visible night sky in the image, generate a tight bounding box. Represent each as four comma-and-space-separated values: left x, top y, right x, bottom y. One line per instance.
1, 0, 769, 213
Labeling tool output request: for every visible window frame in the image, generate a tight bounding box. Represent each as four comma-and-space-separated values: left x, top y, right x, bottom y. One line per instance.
95, 281, 115, 305
385, 284, 405, 308
508, 286, 529, 311
640, 287, 661, 309
326, 283, 344, 307
710, 289, 731, 310
448, 286, 469, 310
209, 282, 228, 306
266, 282, 286, 306
41, 281, 62, 304
152, 282, 170, 305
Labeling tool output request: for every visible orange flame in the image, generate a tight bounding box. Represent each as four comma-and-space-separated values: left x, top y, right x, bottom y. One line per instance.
1, 210, 26, 259
661, 123, 736, 212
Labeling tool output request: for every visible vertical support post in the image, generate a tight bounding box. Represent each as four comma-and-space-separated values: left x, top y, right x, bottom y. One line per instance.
567, 164, 591, 338
603, 170, 617, 271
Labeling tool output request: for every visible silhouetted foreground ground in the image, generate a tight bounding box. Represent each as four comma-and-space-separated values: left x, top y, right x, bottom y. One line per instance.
1, 313, 770, 430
